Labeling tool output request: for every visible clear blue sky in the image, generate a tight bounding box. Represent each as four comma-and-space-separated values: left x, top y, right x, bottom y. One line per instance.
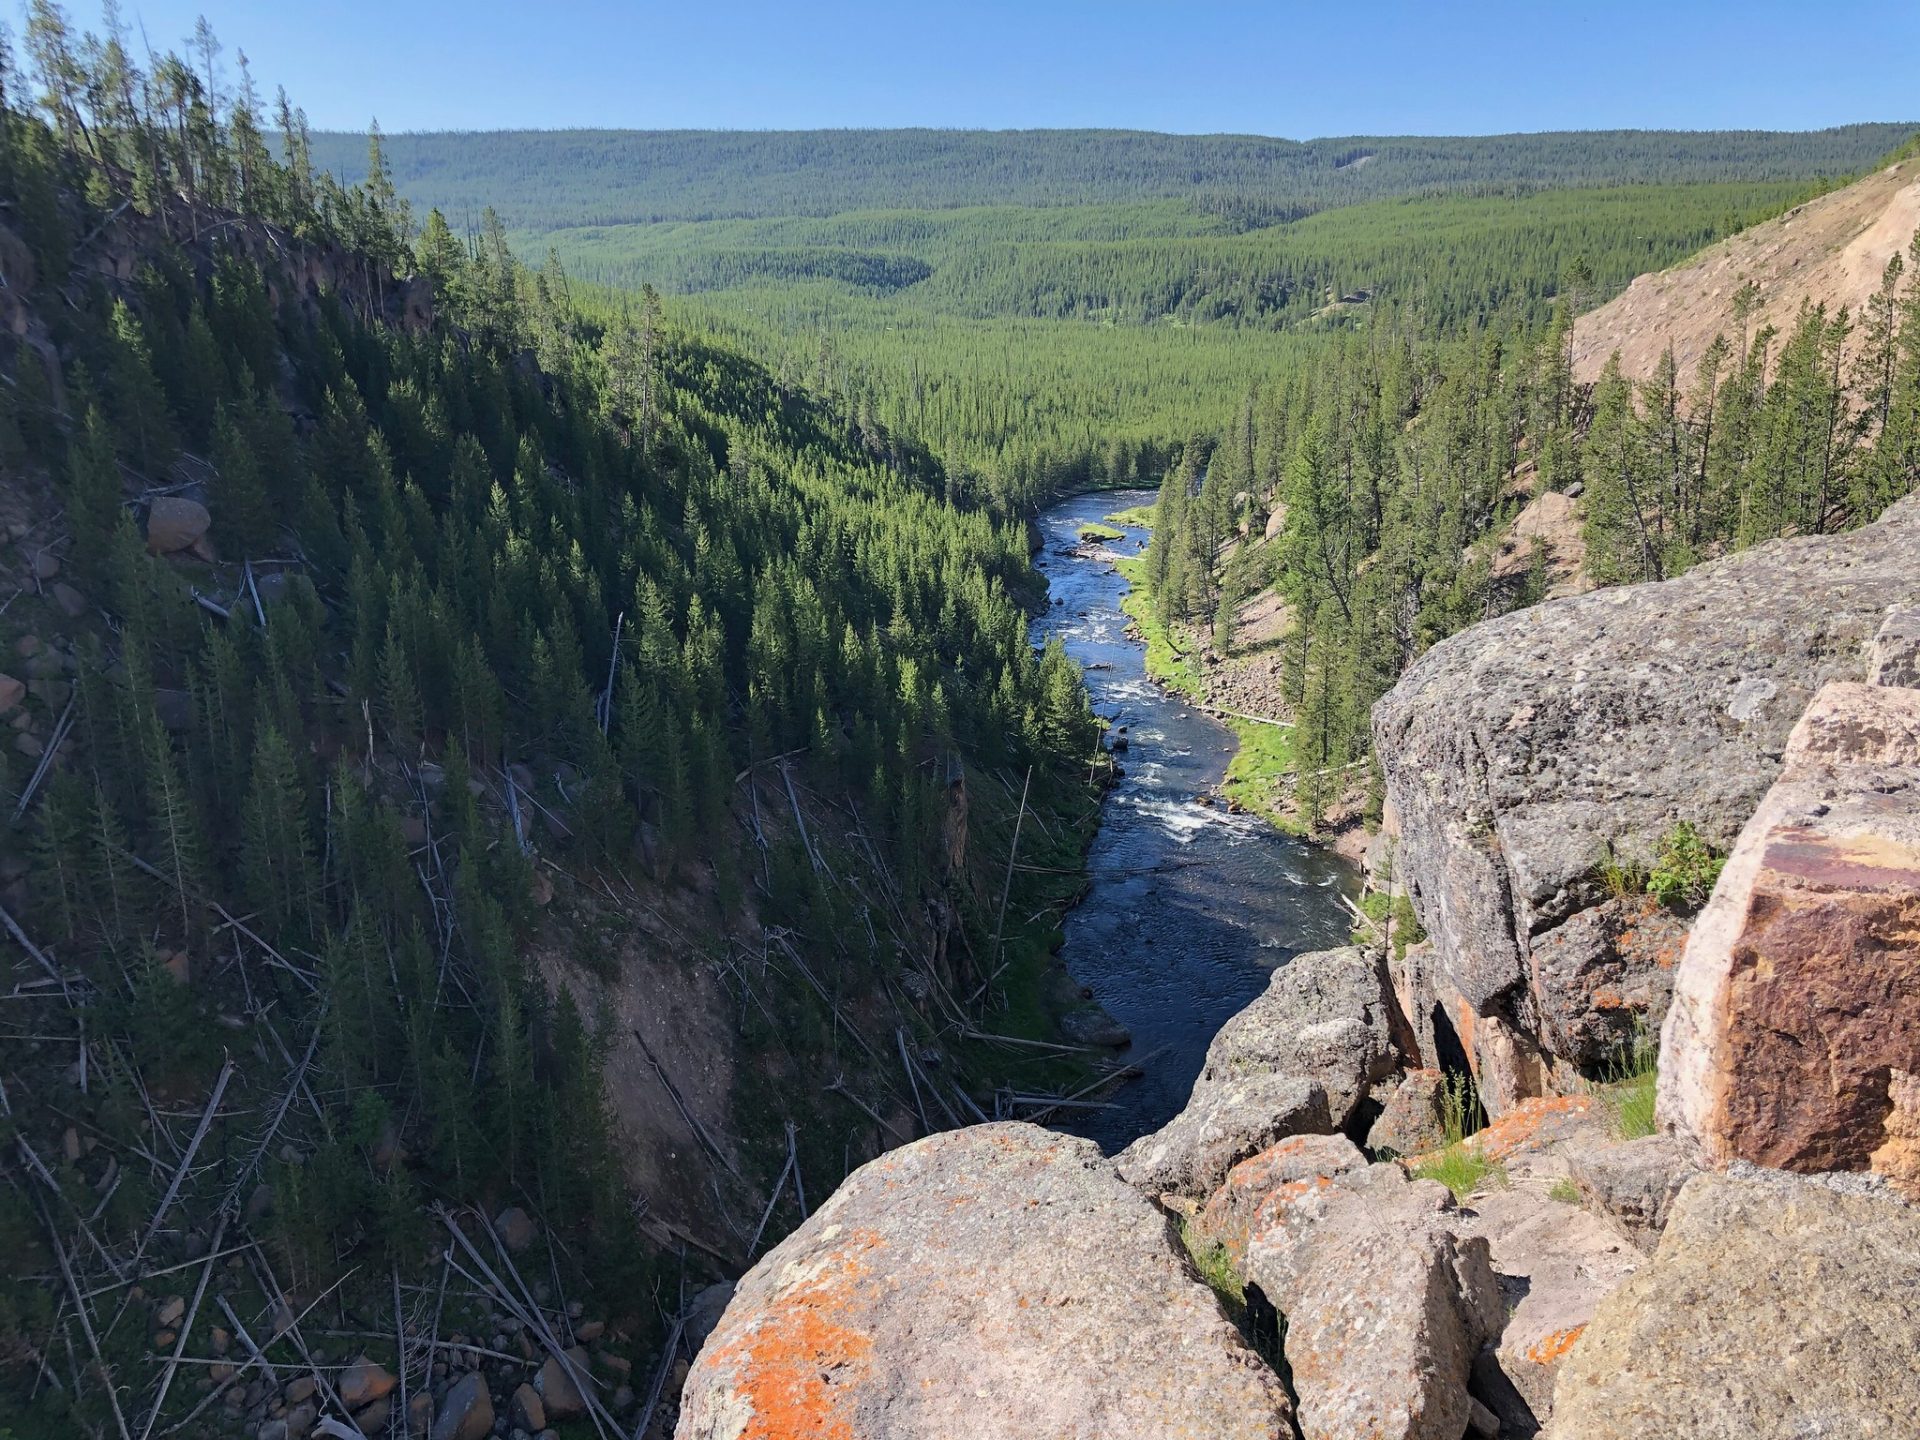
66, 0, 1920, 135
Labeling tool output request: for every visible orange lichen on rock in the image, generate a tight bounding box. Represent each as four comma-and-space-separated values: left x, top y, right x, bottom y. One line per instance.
1526, 1324, 1586, 1366
700, 1229, 882, 1440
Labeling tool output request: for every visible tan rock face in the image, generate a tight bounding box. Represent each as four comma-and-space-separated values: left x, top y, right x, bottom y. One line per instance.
1659, 681, 1920, 1180
1193, 1133, 1366, 1271
145, 496, 211, 555
677, 1123, 1295, 1440
1544, 1169, 1920, 1439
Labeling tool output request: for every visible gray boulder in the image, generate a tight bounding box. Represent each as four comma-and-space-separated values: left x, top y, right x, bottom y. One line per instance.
1564, 1134, 1698, 1253
1116, 946, 1396, 1197
1245, 1164, 1503, 1440
676, 1123, 1294, 1440
430, 1373, 493, 1440
144, 496, 211, 555
1545, 1168, 1920, 1439
1375, 496, 1920, 1093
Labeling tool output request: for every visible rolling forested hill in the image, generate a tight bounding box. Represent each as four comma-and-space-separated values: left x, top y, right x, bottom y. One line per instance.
306, 125, 1918, 227
303, 122, 1917, 504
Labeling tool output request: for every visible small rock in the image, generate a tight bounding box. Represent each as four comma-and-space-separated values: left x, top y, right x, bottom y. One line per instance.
257, 1422, 288, 1440
283, 1376, 316, 1406
429, 1372, 491, 1440
13, 730, 42, 759
30, 547, 58, 580
353, 1396, 390, 1435
13, 635, 40, 658
407, 1390, 433, 1436
0, 673, 22, 715
682, 1283, 733, 1356
494, 1206, 536, 1253
281, 1402, 315, 1439
153, 1328, 176, 1349
50, 580, 87, 617
337, 1357, 397, 1410
62, 1126, 82, 1163
508, 1382, 545, 1433
573, 1319, 604, 1342
211, 1325, 231, 1356
534, 1346, 591, 1420
161, 950, 191, 985
156, 1296, 186, 1328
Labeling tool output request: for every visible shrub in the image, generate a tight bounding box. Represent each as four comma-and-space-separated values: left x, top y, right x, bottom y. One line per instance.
1647, 821, 1724, 911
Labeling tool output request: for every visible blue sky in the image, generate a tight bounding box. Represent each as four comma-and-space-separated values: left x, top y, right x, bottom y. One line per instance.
59, 0, 1920, 135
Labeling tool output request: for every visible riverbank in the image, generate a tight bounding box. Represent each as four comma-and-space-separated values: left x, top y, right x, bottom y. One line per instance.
1109, 552, 1307, 837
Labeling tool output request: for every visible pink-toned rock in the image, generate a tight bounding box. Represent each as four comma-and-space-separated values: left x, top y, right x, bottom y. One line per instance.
1193, 1133, 1366, 1271
677, 1123, 1295, 1440
0, 673, 21, 715
1660, 681, 1920, 1183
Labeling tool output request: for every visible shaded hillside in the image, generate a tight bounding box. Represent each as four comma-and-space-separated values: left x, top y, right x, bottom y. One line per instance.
1574, 154, 1920, 385
305, 124, 1920, 229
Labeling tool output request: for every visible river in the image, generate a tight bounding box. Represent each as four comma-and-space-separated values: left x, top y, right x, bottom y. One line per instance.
1031, 488, 1359, 1153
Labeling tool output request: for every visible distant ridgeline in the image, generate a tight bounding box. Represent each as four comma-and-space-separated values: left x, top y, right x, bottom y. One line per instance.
305, 125, 1920, 228
298, 124, 1917, 508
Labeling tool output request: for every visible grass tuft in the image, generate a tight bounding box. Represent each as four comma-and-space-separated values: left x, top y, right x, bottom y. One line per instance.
1601, 1023, 1660, 1139
1411, 1143, 1507, 1203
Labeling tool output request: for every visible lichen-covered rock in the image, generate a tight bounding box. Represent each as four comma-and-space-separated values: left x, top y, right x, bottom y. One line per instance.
1117, 946, 1395, 1197
1544, 1168, 1920, 1438
676, 1123, 1294, 1440
1193, 1133, 1366, 1271
1245, 1165, 1503, 1440
1375, 496, 1920, 1090
1659, 681, 1920, 1180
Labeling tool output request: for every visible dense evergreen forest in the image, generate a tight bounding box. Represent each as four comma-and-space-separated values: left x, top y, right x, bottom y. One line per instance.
0, 10, 1108, 1436
1142, 234, 1920, 827
307, 124, 1918, 228
314, 123, 1913, 506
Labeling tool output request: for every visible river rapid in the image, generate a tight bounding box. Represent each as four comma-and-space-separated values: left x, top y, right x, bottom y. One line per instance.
1031, 489, 1359, 1153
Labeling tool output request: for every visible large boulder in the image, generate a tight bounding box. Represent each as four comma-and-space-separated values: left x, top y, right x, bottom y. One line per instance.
1375, 496, 1920, 1105
1117, 946, 1396, 1197
144, 496, 211, 555
1563, 1133, 1699, 1254
675, 1123, 1294, 1440
1545, 1167, 1920, 1438
1659, 679, 1920, 1180
1245, 1164, 1503, 1440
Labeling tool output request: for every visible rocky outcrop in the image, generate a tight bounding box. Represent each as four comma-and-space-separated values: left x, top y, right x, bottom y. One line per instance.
1245, 1165, 1503, 1440
1364, 1068, 1446, 1157
1659, 678, 1920, 1182
1572, 157, 1920, 388
676, 1123, 1295, 1440
1116, 946, 1395, 1196
1374, 496, 1920, 1109
1544, 1167, 1920, 1438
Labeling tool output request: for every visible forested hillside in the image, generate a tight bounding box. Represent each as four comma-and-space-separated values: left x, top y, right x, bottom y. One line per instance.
307, 125, 1917, 228
1143, 184, 1920, 831
0, 14, 1109, 1437
308, 122, 1913, 506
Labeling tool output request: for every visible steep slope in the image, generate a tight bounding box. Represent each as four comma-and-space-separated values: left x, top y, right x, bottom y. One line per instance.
1572, 154, 1920, 385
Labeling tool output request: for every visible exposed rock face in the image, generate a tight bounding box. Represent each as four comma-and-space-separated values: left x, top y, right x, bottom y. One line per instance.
1116, 946, 1395, 1196
1544, 1168, 1920, 1439
1375, 496, 1920, 1108
1524, 897, 1686, 1069
1870, 603, 1920, 687
1245, 1165, 1503, 1440
676, 1123, 1295, 1440
1659, 680, 1920, 1181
